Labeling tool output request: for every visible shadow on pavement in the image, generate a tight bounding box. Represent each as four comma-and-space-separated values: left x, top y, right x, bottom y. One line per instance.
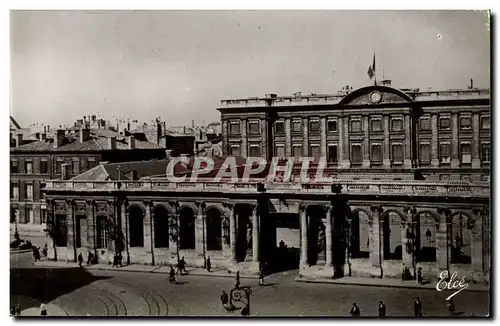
10, 267, 110, 310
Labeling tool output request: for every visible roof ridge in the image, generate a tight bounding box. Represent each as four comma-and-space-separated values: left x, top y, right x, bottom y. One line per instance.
93, 138, 104, 150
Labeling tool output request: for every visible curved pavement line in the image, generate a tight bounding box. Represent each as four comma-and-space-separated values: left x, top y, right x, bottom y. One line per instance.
86, 283, 128, 316
108, 280, 169, 316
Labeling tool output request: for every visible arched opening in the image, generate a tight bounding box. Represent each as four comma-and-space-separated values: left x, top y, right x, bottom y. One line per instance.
450, 212, 472, 264
179, 206, 195, 250
306, 205, 325, 266
383, 211, 403, 260
415, 212, 437, 262
206, 207, 222, 251
153, 205, 169, 248
350, 210, 370, 259
129, 205, 144, 247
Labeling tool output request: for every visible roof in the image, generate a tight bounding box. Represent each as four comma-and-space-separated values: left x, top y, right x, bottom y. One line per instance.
11, 132, 163, 152
10, 117, 21, 130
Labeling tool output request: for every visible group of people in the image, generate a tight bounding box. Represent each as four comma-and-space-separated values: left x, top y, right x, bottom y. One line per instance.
349, 297, 457, 317
168, 257, 189, 284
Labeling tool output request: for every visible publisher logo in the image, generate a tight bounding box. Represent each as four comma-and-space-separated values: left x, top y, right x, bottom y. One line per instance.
436, 270, 469, 300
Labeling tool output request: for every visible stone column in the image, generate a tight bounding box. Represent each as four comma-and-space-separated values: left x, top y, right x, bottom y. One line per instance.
370, 206, 383, 269
124, 202, 131, 265
261, 118, 268, 159
320, 117, 327, 158
229, 204, 237, 263
241, 120, 247, 158
436, 208, 450, 270
285, 118, 292, 157
222, 119, 229, 155
66, 200, 76, 262
86, 201, 96, 252
120, 202, 128, 261
383, 116, 391, 168
362, 116, 370, 168
342, 117, 350, 168
300, 205, 308, 267
195, 202, 206, 263
404, 115, 412, 168
302, 118, 309, 157
471, 209, 484, 274
143, 201, 152, 253
451, 114, 459, 168
431, 114, 439, 167
338, 117, 344, 166
325, 205, 332, 266
149, 202, 155, 265
252, 205, 259, 263
472, 114, 481, 168
168, 202, 179, 260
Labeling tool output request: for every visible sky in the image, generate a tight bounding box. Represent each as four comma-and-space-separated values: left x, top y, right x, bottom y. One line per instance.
10, 10, 490, 128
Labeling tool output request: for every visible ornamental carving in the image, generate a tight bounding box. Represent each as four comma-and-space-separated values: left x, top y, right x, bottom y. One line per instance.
76, 202, 87, 213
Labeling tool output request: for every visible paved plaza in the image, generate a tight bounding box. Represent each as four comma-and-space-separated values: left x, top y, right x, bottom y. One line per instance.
10, 262, 490, 317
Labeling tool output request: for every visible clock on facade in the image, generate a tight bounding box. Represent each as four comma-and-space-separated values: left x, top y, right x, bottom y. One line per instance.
369, 91, 382, 103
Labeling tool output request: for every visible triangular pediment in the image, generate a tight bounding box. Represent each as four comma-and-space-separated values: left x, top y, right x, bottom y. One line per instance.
339, 86, 413, 106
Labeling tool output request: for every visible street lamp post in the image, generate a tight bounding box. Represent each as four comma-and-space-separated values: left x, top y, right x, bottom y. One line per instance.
346, 218, 352, 277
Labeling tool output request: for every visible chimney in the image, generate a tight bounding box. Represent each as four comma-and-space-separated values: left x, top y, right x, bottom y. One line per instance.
54, 129, 65, 148
165, 149, 172, 158
41, 133, 47, 141
92, 115, 96, 122
43, 126, 47, 133
131, 169, 138, 180
108, 136, 117, 150
61, 163, 70, 180
16, 133, 23, 147
128, 135, 135, 149
79, 128, 91, 142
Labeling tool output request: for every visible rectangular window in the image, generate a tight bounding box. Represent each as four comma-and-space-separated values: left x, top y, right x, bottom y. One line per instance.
327, 120, 337, 132
392, 143, 403, 163
420, 143, 431, 164
310, 145, 320, 160
88, 158, 97, 169
371, 118, 382, 131
328, 145, 338, 163
292, 120, 302, 133
391, 118, 403, 131
25, 161, 32, 174
275, 145, 285, 158
481, 143, 490, 163
275, 121, 285, 134
248, 121, 260, 135
439, 142, 451, 164
56, 160, 63, 173
481, 116, 490, 129
25, 184, 33, 201
460, 142, 472, 164
229, 121, 241, 135
351, 144, 362, 164
292, 145, 302, 158
371, 144, 382, 162
55, 215, 67, 247
40, 160, 48, 174
96, 216, 108, 249
460, 116, 472, 129
230, 145, 241, 156
25, 207, 34, 224
309, 120, 320, 133
350, 119, 362, 132
439, 117, 451, 129
419, 117, 431, 131
11, 183, 19, 200
72, 160, 80, 174
10, 160, 18, 173
249, 145, 260, 157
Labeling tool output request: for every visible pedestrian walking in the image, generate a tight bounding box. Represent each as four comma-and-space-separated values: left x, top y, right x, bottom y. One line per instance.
178, 257, 188, 275
378, 301, 386, 317
169, 266, 177, 284
117, 251, 123, 267
350, 303, 360, 317
33, 247, 41, 262
206, 256, 211, 272
235, 270, 240, 289
417, 267, 423, 284
40, 304, 47, 316
414, 297, 423, 317
259, 267, 265, 286
112, 253, 118, 268
220, 290, 229, 308
87, 250, 93, 266
446, 298, 455, 316
78, 252, 83, 267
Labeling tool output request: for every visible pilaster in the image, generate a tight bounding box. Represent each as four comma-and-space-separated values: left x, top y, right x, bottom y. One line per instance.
241, 120, 248, 158
383, 115, 391, 168
285, 118, 292, 157
325, 205, 332, 266
472, 114, 481, 168
302, 118, 309, 157
471, 209, 485, 273
66, 200, 76, 262
229, 204, 237, 263
431, 114, 439, 167
404, 115, 412, 168
338, 116, 344, 166
369, 205, 383, 269
251, 205, 259, 263
300, 204, 308, 267
320, 117, 327, 158
361, 116, 370, 168
436, 208, 451, 270
143, 201, 152, 254
341, 116, 350, 168
451, 114, 460, 168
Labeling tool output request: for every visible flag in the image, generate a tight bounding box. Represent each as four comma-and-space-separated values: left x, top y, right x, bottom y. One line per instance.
367, 53, 376, 80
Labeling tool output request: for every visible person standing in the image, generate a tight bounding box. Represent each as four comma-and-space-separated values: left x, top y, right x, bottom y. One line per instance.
169, 266, 176, 284
378, 301, 386, 317
15, 304, 21, 316
350, 303, 360, 317
259, 267, 265, 286
220, 290, 229, 309
178, 257, 188, 275
40, 304, 47, 316
414, 297, 423, 317
78, 252, 83, 267
206, 256, 211, 272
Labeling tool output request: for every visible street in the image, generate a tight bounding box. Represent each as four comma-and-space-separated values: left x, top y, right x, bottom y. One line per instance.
10, 265, 490, 317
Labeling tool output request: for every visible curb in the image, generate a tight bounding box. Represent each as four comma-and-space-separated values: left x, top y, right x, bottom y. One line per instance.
294, 277, 489, 292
